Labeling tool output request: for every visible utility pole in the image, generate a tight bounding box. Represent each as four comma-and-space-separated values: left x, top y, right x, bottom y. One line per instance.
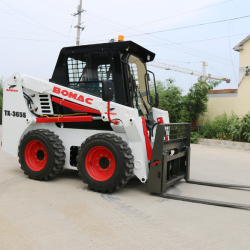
74, 0, 84, 46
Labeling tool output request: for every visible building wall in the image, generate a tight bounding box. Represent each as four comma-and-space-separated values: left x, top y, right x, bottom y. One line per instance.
204, 95, 238, 121
239, 38, 250, 67
200, 39, 250, 122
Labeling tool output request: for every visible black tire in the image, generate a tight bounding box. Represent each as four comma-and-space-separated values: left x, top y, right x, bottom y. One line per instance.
18, 129, 65, 180
77, 133, 134, 192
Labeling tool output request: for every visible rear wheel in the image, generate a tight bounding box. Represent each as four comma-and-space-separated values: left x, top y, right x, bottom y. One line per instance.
77, 133, 134, 192
18, 129, 65, 180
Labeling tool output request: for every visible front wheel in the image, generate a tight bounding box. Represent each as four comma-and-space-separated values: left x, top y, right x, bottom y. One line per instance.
77, 133, 134, 192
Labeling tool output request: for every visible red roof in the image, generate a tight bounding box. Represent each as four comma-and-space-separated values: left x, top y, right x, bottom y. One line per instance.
209, 89, 238, 94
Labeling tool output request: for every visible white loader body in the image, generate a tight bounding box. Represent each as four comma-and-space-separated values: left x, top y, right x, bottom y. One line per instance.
2, 73, 169, 183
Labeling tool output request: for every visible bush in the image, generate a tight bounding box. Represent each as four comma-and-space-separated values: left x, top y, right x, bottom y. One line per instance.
198, 112, 250, 143
240, 113, 250, 142
0, 78, 3, 124
191, 132, 201, 144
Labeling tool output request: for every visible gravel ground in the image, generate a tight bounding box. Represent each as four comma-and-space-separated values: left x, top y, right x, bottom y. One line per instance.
1, 126, 250, 250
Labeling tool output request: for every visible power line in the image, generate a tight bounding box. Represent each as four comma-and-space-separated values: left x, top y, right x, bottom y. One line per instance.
0, 10, 73, 23
81, 13, 161, 47
79, 3, 242, 65
108, 0, 152, 16
0, 8, 57, 34
72, 6, 246, 66
208, 65, 223, 77
83, 11, 145, 39
81, 33, 236, 66
37, 0, 74, 10
0, 8, 72, 19
54, 0, 75, 8
126, 14, 250, 37
98, 0, 136, 15
102, 12, 243, 66
154, 45, 237, 67
147, 32, 250, 46
0, 0, 74, 39
84, 0, 235, 43
82, 31, 236, 66
0, 36, 68, 43
47, 0, 74, 9
119, 0, 235, 31
0, 29, 75, 38
33, 0, 74, 14
0, 0, 239, 67
83, 13, 147, 37
65, 17, 75, 45
87, 0, 152, 28
0, 35, 237, 68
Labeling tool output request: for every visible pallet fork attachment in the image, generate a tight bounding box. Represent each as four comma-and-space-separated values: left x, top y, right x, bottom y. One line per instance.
147, 123, 250, 210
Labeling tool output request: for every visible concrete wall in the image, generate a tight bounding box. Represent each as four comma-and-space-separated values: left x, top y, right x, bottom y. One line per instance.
201, 38, 250, 122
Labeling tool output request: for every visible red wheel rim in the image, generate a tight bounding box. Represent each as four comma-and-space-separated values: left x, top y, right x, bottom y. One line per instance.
85, 146, 115, 181
24, 140, 47, 171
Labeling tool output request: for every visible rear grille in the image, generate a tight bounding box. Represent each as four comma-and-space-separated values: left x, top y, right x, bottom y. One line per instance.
39, 94, 52, 114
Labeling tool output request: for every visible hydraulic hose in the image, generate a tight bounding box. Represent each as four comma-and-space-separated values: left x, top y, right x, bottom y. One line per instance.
107, 101, 119, 125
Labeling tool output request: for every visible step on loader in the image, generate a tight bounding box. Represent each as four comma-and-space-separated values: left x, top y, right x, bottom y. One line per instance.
2, 37, 250, 209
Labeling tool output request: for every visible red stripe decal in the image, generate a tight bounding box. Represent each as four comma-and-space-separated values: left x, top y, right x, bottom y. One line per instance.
151, 161, 161, 166
52, 97, 101, 114
157, 117, 164, 123
141, 117, 152, 161
36, 116, 93, 123
157, 117, 168, 140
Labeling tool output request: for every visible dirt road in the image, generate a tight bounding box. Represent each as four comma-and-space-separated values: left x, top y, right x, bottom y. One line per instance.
1, 126, 250, 249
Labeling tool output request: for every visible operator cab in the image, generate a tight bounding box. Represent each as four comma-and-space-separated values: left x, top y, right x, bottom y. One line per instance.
50, 40, 158, 129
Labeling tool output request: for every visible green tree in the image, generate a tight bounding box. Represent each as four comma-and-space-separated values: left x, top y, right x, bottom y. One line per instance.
181, 80, 220, 123
150, 78, 184, 122
150, 79, 220, 123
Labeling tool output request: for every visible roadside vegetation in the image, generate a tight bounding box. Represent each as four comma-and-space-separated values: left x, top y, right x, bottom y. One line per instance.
0, 78, 3, 124
197, 112, 250, 143
150, 79, 250, 144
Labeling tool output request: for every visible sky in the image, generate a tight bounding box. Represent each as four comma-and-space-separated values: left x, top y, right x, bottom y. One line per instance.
0, 0, 249, 94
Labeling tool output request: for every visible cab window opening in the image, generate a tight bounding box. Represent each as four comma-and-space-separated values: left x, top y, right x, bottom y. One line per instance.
67, 51, 115, 100
127, 54, 152, 117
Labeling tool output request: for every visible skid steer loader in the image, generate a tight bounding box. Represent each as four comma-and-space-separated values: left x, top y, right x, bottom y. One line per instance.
2, 39, 250, 209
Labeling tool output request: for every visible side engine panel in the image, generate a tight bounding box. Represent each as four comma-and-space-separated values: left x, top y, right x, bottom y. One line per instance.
23, 88, 54, 116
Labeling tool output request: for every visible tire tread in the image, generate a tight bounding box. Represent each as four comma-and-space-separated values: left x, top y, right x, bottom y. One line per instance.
18, 129, 65, 181
77, 133, 134, 193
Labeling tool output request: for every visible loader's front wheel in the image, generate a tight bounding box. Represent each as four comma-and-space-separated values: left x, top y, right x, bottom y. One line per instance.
18, 129, 65, 180
77, 133, 134, 192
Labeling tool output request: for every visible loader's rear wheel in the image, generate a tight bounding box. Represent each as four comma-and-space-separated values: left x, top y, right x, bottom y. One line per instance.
18, 129, 65, 180
77, 133, 134, 192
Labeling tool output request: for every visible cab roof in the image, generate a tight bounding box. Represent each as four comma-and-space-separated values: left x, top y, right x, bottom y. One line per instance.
60, 41, 155, 63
